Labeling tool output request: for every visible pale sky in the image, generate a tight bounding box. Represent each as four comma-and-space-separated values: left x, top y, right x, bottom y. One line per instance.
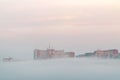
0, 0, 120, 60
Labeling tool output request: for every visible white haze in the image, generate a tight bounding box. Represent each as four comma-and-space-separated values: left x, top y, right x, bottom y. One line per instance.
0, 0, 120, 60
0, 58, 120, 80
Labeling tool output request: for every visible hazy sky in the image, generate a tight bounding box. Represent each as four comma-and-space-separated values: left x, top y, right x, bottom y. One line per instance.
0, 0, 120, 60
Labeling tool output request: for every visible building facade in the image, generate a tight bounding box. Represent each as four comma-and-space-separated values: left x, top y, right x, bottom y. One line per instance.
34, 49, 75, 60
94, 49, 119, 58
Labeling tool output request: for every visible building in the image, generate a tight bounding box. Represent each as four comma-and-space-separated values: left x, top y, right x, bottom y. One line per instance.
94, 49, 119, 58
76, 53, 95, 57
34, 49, 75, 60
3, 57, 13, 62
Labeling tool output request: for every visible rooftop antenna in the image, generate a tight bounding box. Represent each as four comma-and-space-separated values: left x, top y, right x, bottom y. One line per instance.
49, 43, 51, 49
48, 42, 54, 50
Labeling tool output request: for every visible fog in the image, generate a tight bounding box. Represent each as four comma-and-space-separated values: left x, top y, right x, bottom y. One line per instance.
0, 0, 120, 59
0, 58, 120, 80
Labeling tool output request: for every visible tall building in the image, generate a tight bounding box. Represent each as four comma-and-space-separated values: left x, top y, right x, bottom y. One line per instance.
34, 49, 75, 60
94, 49, 119, 58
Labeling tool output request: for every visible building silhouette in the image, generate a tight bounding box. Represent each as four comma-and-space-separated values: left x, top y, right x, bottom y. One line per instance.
34, 49, 75, 60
